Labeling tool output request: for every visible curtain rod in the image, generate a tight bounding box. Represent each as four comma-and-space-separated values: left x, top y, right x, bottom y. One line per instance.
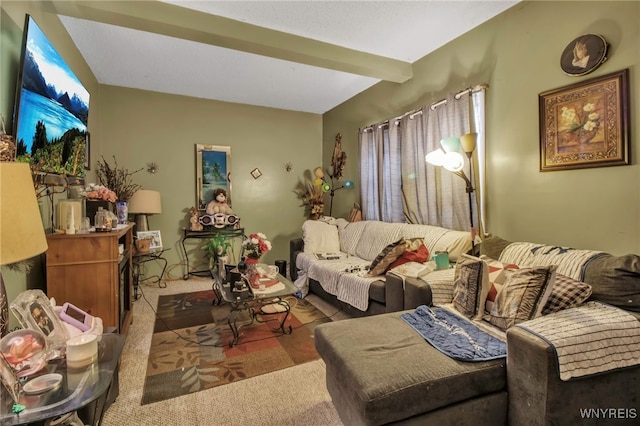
362, 84, 488, 132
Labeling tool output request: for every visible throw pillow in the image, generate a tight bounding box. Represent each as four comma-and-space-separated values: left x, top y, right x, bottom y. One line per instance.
480, 255, 520, 314
542, 274, 592, 315
488, 265, 557, 330
582, 253, 640, 312
478, 236, 512, 261
388, 238, 429, 270
452, 254, 490, 320
302, 220, 340, 254
368, 239, 407, 276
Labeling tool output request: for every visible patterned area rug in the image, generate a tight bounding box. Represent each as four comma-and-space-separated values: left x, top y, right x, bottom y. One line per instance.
141, 289, 330, 405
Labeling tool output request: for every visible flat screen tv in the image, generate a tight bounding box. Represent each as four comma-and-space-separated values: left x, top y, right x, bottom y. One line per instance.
13, 14, 89, 178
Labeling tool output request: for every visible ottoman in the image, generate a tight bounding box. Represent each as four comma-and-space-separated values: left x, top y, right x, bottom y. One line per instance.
314, 311, 507, 425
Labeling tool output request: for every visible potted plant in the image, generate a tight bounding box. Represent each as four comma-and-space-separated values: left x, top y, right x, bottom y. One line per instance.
203, 234, 232, 274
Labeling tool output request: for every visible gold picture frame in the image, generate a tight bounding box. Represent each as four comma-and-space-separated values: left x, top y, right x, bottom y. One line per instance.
195, 144, 231, 210
539, 69, 630, 171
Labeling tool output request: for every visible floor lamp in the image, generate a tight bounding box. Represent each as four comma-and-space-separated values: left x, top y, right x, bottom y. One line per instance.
425, 132, 477, 251
0, 163, 49, 337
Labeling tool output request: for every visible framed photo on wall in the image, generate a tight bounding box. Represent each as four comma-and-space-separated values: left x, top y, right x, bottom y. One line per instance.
560, 34, 608, 77
195, 144, 231, 210
539, 69, 629, 172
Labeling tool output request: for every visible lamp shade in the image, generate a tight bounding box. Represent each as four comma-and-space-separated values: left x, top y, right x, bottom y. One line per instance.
460, 132, 477, 154
127, 190, 162, 214
425, 149, 446, 166
440, 137, 461, 153
0, 163, 48, 265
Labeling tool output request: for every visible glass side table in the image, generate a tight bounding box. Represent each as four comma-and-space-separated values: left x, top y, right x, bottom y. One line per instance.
0, 333, 125, 426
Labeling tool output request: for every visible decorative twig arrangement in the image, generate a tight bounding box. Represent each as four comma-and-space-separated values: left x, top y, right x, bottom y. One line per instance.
95, 156, 142, 201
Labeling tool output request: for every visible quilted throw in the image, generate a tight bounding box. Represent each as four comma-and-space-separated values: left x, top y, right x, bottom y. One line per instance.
516, 301, 640, 381
401, 305, 507, 362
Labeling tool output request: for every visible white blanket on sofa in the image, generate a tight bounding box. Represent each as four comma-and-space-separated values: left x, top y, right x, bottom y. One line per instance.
296, 253, 380, 311
516, 301, 640, 381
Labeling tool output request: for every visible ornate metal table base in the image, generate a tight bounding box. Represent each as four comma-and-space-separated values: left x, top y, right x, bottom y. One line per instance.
226, 297, 293, 347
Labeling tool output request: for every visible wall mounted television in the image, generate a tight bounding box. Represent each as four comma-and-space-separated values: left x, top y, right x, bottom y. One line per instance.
13, 14, 89, 178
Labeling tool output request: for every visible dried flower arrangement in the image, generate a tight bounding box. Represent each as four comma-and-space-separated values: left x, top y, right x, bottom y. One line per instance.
295, 167, 325, 219
95, 156, 142, 201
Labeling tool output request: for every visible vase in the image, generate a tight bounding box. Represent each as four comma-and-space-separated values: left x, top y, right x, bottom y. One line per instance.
244, 258, 260, 288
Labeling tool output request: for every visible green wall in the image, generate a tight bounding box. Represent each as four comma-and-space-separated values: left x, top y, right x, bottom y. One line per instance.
324, 1, 640, 255
1, 1, 320, 323
98, 86, 321, 277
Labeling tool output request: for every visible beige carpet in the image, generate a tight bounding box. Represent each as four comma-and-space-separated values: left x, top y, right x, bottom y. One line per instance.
101, 277, 347, 426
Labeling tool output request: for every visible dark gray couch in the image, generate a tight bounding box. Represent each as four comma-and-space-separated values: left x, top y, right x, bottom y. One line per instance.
315, 238, 640, 425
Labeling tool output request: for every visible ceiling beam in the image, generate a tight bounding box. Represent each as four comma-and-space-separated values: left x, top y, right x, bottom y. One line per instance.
42, 0, 413, 83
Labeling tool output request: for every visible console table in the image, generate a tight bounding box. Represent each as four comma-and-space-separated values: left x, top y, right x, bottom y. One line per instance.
180, 227, 244, 280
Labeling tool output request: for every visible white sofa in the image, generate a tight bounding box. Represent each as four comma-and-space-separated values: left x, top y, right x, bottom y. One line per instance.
290, 219, 473, 316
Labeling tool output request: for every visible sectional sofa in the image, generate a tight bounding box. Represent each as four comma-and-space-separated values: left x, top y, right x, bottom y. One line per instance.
289, 219, 472, 317
313, 235, 640, 425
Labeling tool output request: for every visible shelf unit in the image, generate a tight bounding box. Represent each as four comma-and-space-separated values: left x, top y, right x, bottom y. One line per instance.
45, 223, 134, 334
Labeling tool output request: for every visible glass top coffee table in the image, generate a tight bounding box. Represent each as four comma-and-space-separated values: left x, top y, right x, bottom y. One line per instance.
211, 264, 298, 347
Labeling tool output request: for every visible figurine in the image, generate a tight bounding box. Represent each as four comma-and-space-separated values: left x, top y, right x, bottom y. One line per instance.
189, 207, 203, 231
206, 188, 233, 215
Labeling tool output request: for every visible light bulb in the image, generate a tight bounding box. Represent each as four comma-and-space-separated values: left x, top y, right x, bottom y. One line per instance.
425, 149, 446, 166
321, 183, 331, 193
442, 152, 464, 172
343, 180, 354, 189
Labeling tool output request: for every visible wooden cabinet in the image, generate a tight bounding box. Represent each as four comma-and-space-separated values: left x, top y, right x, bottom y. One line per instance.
45, 223, 134, 334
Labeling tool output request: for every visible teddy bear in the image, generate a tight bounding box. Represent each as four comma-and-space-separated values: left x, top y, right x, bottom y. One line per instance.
189, 207, 203, 231
206, 188, 233, 215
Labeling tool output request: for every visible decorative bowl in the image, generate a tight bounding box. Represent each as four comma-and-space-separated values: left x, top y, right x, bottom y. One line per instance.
0, 328, 48, 377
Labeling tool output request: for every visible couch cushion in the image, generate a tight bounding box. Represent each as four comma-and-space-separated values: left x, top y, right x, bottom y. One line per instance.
452, 254, 490, 320
315, 312, 506, 425
354, 221, 404, 262
302, 220, 340, 254
583, 253, 640, 312
479, 236, 512, 261
542, 274, 592, 315
488, 265, 557, 330
338, 221, 368, 256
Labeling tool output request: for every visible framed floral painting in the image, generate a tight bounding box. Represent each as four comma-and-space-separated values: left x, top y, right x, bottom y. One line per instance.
539, 69, 629, 171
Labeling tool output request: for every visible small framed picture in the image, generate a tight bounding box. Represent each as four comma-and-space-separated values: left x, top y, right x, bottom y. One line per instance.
9, 290, 69, 351
137, 230, 162, 250
251, 168, 262, 179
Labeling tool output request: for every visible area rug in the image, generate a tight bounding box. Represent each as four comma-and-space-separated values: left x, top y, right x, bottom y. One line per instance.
141, 289, 331, 405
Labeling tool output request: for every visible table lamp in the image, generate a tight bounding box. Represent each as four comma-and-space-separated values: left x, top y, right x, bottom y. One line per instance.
128, 190, 162, 232
0, 162, 48, 337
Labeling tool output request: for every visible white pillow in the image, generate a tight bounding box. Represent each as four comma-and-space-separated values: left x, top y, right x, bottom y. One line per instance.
431, 230, 473, 262
302, 220, 340, 253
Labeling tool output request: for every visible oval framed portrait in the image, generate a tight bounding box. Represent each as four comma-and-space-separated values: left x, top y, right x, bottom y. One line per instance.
560, 34, 608, 76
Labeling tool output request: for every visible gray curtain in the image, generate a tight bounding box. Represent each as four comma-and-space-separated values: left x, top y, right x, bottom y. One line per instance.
358, 89, 484, 233
400, 93, 472, 230
358, 123, 403, 222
